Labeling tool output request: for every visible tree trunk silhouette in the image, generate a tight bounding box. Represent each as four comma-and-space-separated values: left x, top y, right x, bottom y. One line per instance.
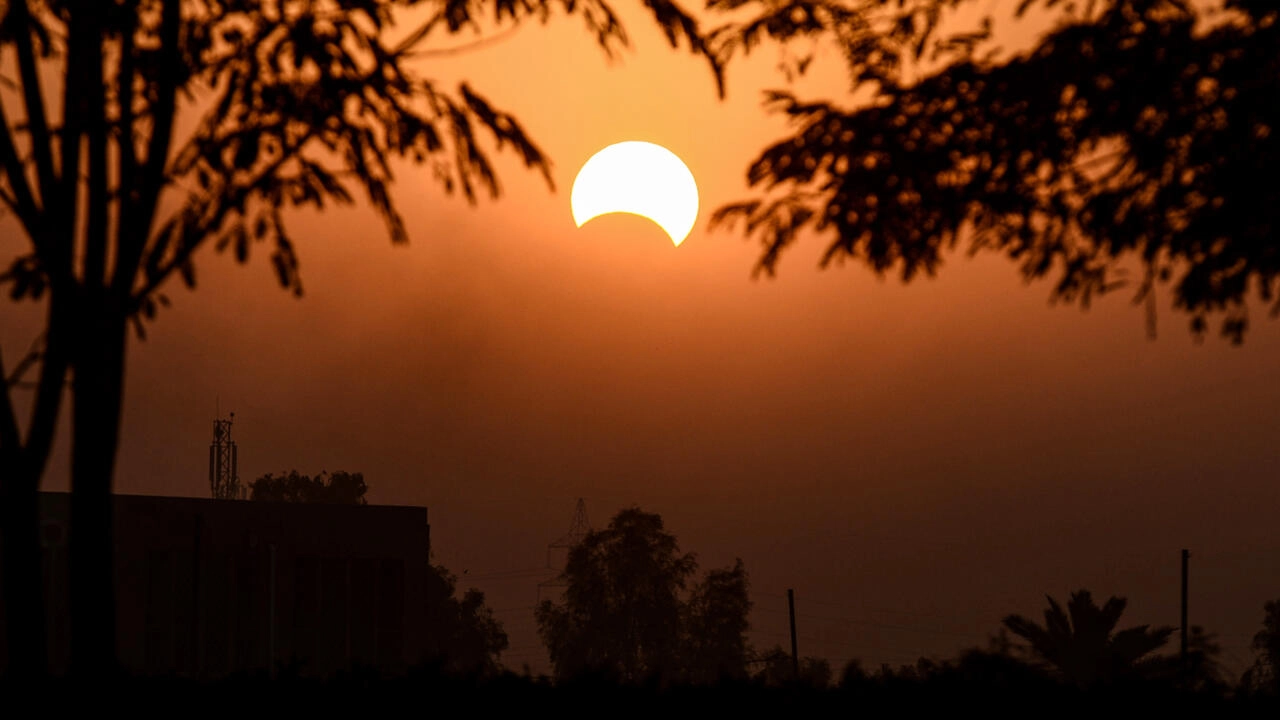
0, 461, 46, 677
1, 297, 70, 678
68, 299, 125, 677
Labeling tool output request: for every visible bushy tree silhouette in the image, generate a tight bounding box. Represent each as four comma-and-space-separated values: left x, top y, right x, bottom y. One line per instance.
1002, 589, 1174, 688
681, 558, 752, 684
1182, 625, 1228, 694
422, 563, 509, 677
708, 0, 1280, 343
249, 469, 369, 505
535, 507, 753, 685
0, 0, 722, 676
1241, 599, 1280, 695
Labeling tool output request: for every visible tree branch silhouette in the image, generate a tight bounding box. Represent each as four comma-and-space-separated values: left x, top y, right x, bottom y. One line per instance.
397, 19, 524, 57
710, 0, 1280, 342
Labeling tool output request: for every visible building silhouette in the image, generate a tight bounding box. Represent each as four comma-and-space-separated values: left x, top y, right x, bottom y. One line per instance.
0, 492, 431, 678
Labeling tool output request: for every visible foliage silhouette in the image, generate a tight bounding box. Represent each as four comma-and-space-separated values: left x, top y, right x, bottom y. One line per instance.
680, 557, 752, 684
249, 469, 369, 505
535, 507, 753, 685
421, 563, 510, 677
1002, 589, 1174, 689
0, 0, 723, 676
753, 645, 831, 688
1175, 625, 1229, 695
708, 0, 1280, 343
1241, 599, 1280, 695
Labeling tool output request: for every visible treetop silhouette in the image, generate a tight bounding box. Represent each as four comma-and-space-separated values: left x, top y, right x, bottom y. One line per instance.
536, 507, 754, 686
249, 469, 369, 505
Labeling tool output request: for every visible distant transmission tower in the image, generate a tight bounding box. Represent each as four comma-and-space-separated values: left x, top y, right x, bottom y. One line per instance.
209, 412, 244, 499
537, 498, 592, 602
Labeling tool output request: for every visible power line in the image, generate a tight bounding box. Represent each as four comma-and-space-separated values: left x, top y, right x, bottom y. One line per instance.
794, 611, 986, 640
464, 567, 557, 580
775, 593, 967, 624
753, 631, 933, 659
752, 597, 987, 640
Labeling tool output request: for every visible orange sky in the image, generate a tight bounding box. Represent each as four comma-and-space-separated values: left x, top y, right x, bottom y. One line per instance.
3, 0, 1278, 677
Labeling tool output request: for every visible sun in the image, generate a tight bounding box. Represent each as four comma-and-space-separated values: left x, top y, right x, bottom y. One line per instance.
570, 141, 699, 247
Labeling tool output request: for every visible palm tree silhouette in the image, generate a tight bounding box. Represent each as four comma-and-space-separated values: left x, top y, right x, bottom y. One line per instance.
1003, 590, 1174, 689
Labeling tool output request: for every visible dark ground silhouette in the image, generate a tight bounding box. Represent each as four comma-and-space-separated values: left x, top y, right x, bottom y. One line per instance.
0, 658, 1276, 718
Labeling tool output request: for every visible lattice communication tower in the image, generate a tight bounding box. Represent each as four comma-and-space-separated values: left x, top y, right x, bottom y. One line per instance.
209, 412, 245, 499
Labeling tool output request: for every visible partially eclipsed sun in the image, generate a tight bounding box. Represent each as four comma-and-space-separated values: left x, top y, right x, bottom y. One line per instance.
570, 141, 699, 247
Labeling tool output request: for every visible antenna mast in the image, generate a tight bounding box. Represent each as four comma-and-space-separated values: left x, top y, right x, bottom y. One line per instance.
209, 412, 244, 499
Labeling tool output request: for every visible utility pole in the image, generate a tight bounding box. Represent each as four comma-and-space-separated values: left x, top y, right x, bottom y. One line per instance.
268, 543, 277, 679
788, 588, 799, 680
1180, 549, 1190, 675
